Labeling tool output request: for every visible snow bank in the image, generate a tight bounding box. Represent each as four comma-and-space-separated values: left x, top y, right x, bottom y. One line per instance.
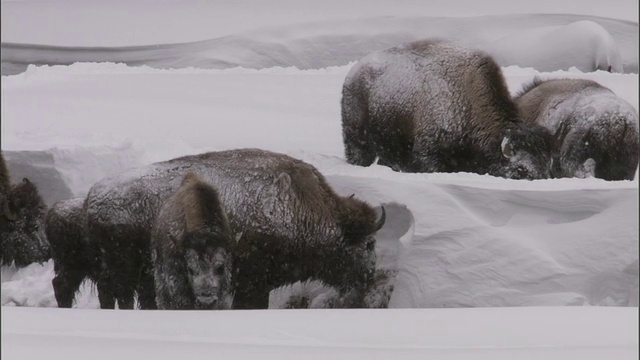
2, 0, 637, 46
2, 14, 638, 75
1, 63, 637, 310
487, 20, 623, 73
2, 306, 638, 359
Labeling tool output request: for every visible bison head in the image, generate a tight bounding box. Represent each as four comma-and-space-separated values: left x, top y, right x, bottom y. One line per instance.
325, 196, 385, 306
0, 178, 50, 267
181, 230, 234, 309
498, 123, 553, 180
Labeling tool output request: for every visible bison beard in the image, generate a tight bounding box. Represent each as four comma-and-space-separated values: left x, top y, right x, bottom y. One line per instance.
86, 149, 385, 310
46, 198, 99, 308
341, 39, 553, 180
152, 172, 234, 310
514, 78, 640, 181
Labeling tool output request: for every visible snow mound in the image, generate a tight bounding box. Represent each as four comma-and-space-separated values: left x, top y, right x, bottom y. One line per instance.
2, 14, 637, 75
487, 20, 623, 73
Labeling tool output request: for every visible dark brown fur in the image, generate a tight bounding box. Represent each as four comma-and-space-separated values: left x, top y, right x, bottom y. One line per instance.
342, 39, 553, 179
1, 178, 50, 267
515, 78, 639, 180
86, 149, 385, 309
46, 198, 98, 308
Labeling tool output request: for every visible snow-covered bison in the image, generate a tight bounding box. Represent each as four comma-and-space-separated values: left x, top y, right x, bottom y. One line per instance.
86, 149, 385, 309
341, 39, 553, 179
46, 198, 99, 308
1, 152, 50, 267
152, 173, 235, 310
515, 78, 639, 180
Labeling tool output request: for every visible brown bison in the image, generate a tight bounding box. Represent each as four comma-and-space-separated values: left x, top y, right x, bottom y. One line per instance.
1, 152, 50, 267
341, 39, 553, 179
151, 172, 235, 310
514, 78, 639, 180
85, 149, 385, 309
46, 198, 99, 308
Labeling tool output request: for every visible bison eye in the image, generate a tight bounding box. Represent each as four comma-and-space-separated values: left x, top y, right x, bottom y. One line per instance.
187, 267, 196, 276
215, 265, 225, 276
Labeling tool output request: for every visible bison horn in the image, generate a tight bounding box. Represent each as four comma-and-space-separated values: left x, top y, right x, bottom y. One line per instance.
1, 194, 17, 221
374, 206, 386, 231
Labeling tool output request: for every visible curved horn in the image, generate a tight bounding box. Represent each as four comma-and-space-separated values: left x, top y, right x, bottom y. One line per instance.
348, 194, 355, 199
374, 206, 386, 232
1, 194, 17, 221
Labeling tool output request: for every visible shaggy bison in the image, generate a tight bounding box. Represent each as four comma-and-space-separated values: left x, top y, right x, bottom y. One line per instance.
514, 78, 639, 180
86, 149, 385, 309
152, 173, 235, 310
341, 39, 553, 179
46, 198, 99, 308
1, 152, 50, 267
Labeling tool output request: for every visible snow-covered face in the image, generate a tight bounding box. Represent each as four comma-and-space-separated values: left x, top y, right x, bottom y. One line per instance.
500, 124, 553, 180
183, 241, 232, 309
333, 234, 377, 296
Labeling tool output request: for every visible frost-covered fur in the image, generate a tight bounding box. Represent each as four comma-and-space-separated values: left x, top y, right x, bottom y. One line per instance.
86, 149, 385, 309
151, 173, 234, 310
46, 198, 98, 308
342, 39, 553, 180
1, 175, 50, 268
515, 78, 640, 180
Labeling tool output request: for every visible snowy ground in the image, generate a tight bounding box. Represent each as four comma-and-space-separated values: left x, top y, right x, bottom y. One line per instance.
1, 0, 638, 358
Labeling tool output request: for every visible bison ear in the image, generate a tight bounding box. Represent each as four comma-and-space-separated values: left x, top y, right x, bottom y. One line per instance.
501, 136, 514, 159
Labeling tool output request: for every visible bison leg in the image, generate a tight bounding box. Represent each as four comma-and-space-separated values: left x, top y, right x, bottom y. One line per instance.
136, 262, 158, 310
115, 285, 136, 310
342, 91, 376, 166
97, 280, 116, 309
232, 285, 270, 309
52, 272, 85, 308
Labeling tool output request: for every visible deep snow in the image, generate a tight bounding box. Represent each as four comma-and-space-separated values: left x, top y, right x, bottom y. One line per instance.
1, 63, 637, 311
2, 306, 638, 360
2, 15, 637, 75
1, 1, 638, 358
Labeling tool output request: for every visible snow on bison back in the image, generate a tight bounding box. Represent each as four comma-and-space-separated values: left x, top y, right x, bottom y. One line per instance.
341, 39, 553, 180
515, 78, 640, 181
85, 149, 386, 310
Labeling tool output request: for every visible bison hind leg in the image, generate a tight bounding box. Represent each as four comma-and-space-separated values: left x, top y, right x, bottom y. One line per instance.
52, 271, 85, 308
96, 280, 116, 309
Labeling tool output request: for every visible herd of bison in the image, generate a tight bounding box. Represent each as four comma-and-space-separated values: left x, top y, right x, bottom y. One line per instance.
1, 39, 638, 310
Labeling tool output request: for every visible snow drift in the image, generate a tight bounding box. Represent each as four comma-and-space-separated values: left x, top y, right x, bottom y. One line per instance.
487, 20, 623, 73
2, 14, 638, 75
1, 63, 637, 310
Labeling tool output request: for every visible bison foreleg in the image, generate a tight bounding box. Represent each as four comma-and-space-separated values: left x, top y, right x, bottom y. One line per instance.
96, 280, 116, 309
52, 272, 85, 308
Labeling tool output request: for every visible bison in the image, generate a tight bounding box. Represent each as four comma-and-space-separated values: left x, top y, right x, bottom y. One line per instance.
514, 78, 639, 180
341, 39, 553, 180
46, 198, 100, 308
1, 152, 50, 267
152, 172, 235, 310
85, 149, 385, 309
